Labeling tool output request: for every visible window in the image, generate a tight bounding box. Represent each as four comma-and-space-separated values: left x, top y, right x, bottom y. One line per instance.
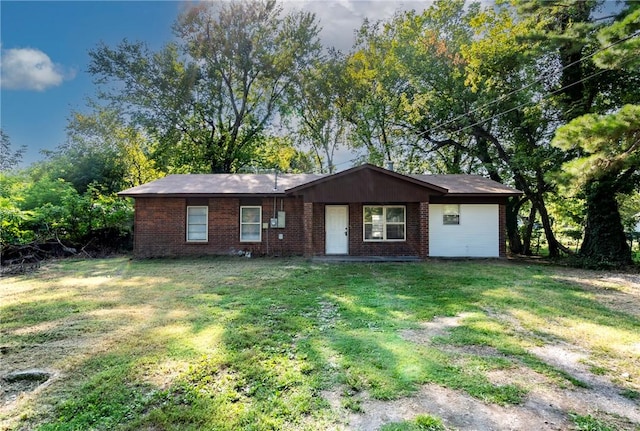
443, 204, 460, 225
240, 206, 262, 242
363, 206, 405, 241
186, 206, 208, 242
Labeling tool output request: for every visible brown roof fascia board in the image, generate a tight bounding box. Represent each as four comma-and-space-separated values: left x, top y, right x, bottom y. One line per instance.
285, 163, 448, 195
117, 192, 288, 198
430, 195, 514, 205
432, 192, 523, 198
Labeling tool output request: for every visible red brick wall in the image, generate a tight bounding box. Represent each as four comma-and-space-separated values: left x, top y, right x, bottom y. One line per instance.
499, 203, 507, 258
310, 203, 325, 256
303, 202, 314, 257
419, 201, 429, 258
133, 197, 305, 258
133, 197, 504, 259
309, 203, 422, 257
133, 198, 187, 257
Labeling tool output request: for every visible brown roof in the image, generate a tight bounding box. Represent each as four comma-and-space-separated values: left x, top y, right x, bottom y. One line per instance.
118, 173, 325, 197
412, 174, 521, 196
118, 165, 522, 198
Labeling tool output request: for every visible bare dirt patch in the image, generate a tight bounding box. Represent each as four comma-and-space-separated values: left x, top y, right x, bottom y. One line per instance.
335, 270, 640, 430
1, 369, 54, 402
551, 269, 640, 319
0, 298, 156, 429
349, 384, 570, 431
400, 312, 476, 345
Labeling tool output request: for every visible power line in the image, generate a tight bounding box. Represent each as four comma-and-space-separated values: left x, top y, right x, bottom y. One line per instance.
435, 53, 637, 139
331, 31, 640, 170
420, 30, 640, 138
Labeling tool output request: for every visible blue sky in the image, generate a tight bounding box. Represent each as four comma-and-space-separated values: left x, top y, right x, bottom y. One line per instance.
1, 1, 181, 166
1, 1, 427, 168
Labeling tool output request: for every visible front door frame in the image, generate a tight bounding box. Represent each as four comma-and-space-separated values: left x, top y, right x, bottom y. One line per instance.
325, 205, 349, 255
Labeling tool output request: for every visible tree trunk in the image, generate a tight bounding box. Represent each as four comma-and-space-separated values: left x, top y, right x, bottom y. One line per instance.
506, 197, 524, 254
580, 176, 632, 266
530, 194, 561, 257
522, 205, 537, 256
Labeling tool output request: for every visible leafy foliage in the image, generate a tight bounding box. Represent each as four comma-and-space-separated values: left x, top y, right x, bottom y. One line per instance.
291, 52, 348, 173
89, 0, 321, 174
0, 130, 26, 172
0, 172, 133, 252
3, 0, 640, 266
550, 0, 640, 266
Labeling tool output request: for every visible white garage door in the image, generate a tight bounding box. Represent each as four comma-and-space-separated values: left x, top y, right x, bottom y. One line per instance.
429, 204, 499, 257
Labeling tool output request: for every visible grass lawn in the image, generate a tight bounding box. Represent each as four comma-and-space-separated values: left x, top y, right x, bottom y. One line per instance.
1, 257, 639, 430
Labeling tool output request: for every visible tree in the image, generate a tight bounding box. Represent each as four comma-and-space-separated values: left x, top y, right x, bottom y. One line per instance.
291, 52, 348, 173
248, 136, 315, 173
550, 2, 639, 266
389, 0, 637, 258
1, 170, 133, 251
39, 107, 160, 194
457, 2, 571, 256
341, 17, 410, 166
553, 105, 639, 265
88, 0, 321, 174
354, 0, 560, 255
593, 3, 640, 70
0, 130, 25, 172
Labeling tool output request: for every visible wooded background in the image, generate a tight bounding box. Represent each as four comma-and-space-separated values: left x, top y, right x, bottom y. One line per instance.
2, 0, 638, 268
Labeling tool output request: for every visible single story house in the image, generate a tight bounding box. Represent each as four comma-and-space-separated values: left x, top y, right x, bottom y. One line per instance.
118, 163, 522, 259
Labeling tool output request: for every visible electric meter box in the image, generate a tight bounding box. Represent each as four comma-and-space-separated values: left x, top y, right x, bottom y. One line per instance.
277, 211, 286, 228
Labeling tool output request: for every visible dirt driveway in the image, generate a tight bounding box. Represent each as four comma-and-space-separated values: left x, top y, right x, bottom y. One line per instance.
331, 268, 640, 430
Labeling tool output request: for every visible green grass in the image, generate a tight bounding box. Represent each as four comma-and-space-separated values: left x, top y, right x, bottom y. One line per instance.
2, 257, 639, 430
571, 413, 618, 431
380, 414, 447, 431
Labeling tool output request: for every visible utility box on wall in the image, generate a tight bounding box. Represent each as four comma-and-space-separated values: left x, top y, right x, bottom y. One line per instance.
269, 212, 286, 228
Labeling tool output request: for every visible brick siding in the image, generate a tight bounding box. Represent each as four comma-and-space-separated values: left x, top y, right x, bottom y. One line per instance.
133, 197, 305, 258
132, 197, 508, 259
499, 203, 507, 258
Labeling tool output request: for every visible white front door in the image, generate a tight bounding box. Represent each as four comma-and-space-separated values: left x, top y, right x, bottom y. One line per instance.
325, 205, 349, 255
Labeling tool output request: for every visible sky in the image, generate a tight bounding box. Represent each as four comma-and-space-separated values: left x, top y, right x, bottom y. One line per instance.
1, 0, 428, 168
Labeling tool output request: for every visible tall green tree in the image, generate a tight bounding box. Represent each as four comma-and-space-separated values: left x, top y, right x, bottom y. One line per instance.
42, 106, 161, 194
291, 52, 348, 173
553, 105, 639, 265
355, 1, 558, 254
341, 18, 409, 166
551, 2, 640, 266
89, 0, 321, 174
458, 2, 571, 256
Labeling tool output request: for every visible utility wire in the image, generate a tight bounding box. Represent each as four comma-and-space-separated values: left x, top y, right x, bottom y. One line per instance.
432, 54, 637, 139
419, 30, 640, 138
331, 31, 640, 169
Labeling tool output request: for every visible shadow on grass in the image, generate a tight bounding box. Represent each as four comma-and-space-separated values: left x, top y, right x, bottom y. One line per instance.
2, 258, 639, 430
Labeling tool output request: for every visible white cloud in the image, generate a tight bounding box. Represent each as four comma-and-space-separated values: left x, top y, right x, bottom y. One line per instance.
283, 1, 433, 51
1, 47, 74, 91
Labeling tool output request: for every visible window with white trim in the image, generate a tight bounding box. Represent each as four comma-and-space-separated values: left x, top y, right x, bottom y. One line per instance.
186, 206, 208, 242
443, 204, 460, 225
363, 206, 406, 241
240, 206, 262, 242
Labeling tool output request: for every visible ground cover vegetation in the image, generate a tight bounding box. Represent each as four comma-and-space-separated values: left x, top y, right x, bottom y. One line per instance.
1, 0, 639, 267
1, 257, 639, 430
